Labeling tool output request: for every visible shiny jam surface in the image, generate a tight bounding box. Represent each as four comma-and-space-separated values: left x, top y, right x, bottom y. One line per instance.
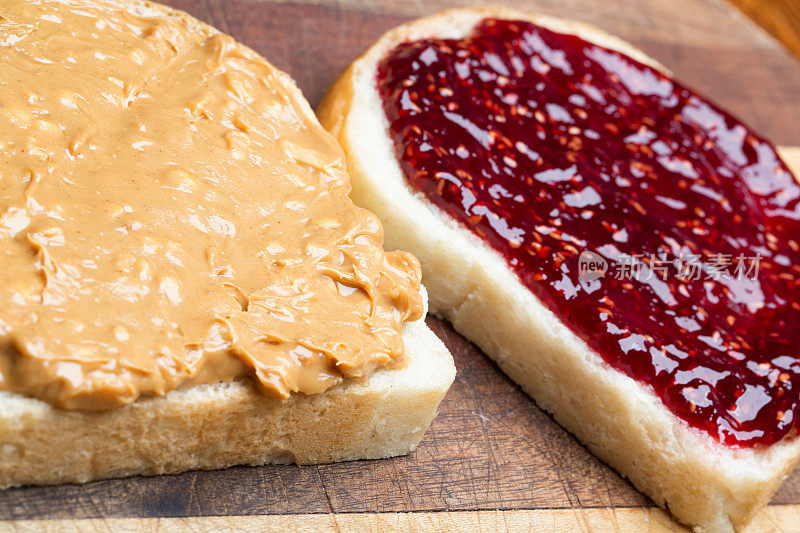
376, 18, 800, 446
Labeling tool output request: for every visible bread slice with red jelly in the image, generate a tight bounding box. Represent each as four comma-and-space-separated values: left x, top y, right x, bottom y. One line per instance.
318, 7, 800, 532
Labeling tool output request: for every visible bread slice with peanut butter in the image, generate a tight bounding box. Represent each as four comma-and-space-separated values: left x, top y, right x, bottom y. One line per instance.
0, 0, 454, 488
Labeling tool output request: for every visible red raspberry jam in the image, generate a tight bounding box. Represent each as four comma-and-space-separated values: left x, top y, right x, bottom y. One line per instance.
376, 18, 800, 446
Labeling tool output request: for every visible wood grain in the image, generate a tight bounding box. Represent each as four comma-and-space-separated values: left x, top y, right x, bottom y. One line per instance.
2, 0, 800, 529
728, 0, 800, 58
5, 506, 800, 532
0, 509, 693, 533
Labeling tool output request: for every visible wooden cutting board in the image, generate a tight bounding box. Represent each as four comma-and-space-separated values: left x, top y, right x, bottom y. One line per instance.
4, 0, 800, 531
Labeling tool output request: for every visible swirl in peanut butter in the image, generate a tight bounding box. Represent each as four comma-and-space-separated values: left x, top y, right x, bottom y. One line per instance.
0, 0, 423, 409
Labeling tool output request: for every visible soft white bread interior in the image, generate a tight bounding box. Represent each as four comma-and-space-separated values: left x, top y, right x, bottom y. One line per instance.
0, 0, 456, 490
317, 7, 800, 532
0, 309, 454, 489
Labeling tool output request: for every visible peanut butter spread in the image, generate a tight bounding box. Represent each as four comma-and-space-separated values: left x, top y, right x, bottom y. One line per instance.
0, 0, 423, 410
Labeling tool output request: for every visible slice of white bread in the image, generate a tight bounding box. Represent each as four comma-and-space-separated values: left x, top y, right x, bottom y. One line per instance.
0, 310, 454, 489
0, 0, 455, 489
317, 7, 800, 532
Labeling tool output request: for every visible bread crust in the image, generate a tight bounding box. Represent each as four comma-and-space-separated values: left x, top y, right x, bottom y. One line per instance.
0, 0, 456, 489
317, 7, 800, 532
0, 317, 454, 489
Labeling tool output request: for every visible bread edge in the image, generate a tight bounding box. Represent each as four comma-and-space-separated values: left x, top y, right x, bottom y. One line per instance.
0, 314, 455, 489
316, 7, 800, 532
0, 0, 456, 489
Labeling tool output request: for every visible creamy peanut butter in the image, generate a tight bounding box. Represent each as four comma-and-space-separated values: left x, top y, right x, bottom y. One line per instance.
0, 0, 423, 410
